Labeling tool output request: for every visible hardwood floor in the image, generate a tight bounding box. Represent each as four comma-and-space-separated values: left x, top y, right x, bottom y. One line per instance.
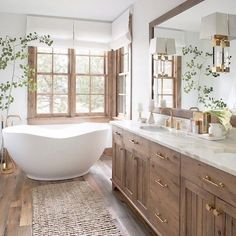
0, 156, 153, 236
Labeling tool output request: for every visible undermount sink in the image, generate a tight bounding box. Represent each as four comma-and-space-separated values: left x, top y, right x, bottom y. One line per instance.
139, 125, 167, 132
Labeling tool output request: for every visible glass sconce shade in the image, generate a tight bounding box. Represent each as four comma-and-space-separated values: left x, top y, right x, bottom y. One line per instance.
212, 36, 230, 72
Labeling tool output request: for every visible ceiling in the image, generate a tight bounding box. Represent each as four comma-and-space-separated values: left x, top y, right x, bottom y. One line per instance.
159, 0, 236, 32
0, 0, 137, 22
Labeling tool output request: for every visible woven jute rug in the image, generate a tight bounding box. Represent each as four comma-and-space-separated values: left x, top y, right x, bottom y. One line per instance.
32, 181, 122, 236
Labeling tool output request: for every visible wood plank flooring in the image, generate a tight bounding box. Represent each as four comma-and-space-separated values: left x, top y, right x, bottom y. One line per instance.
0, 156, 153, 236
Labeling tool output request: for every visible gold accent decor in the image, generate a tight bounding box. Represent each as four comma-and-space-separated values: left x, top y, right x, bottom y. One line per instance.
213, 208, 222, 217
205, 203, 214, 212
155, 152, 168, 160
129, 139, 139, 145
155, 179, 168, 188
212, 35, 230, 73
202, 175, 225, 188
155, 213, 168, 223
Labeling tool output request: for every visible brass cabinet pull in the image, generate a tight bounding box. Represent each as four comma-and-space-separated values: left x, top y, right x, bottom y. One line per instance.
202, 175, 225, 188
119, 147, 124, 151
155, 213, 168, 223
115, 131, 121, 136
205, 203, 214, 212
129, 139, 139, 145
213, 208, 222, 217
155, 179, 168, 188
155, 153, 168, 160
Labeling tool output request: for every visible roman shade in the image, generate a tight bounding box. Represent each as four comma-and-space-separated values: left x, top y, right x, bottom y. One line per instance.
74, 20, 111, 50
110, 9, 132, 50
26, 16, 74, 47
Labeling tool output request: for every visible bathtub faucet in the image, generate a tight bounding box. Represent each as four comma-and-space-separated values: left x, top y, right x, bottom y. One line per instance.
6, 115, 22, 127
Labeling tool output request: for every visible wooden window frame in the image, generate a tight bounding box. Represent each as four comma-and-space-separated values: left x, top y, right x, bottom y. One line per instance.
75, 51, 108, 116
114, 44, 132, 120
152, 55, 181, 108
28, 47, 112, 123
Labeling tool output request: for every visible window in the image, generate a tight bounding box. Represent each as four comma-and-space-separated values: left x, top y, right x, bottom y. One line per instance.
75, 49, 107, 114
152, 55, 181, 108
116, 44, 131, 119
36, 47, 69, 114
28, 47, 108, 119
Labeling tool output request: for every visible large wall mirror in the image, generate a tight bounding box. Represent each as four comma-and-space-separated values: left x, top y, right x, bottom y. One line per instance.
149, 0, 236, 117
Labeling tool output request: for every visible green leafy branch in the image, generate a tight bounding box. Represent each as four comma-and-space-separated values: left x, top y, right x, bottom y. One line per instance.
182, 45, 227, 109
0, 32, 53, 115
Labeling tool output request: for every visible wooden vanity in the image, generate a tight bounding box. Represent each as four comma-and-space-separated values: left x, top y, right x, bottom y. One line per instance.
111, 123, 236, 236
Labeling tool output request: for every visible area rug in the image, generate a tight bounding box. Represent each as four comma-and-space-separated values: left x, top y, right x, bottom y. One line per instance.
32, 181, 122, 236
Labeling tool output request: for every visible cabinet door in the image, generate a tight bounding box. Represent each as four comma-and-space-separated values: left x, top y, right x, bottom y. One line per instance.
134, 152, 149, 217
123, 149, 135, 200
215, 198, 236, 236
112, 141, 124, 187
180, 178, 215, 236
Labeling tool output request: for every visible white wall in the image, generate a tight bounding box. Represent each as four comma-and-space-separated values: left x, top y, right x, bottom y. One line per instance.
131, 0, 185, 119
0, 13, 27, 122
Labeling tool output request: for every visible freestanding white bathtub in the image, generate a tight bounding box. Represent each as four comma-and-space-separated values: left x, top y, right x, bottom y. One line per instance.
2, 123, 111, 180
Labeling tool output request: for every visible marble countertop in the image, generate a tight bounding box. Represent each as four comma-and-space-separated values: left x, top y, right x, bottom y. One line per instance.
110, 120, 236, 176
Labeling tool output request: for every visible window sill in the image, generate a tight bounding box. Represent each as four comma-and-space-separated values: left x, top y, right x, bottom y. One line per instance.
27, 116, 111, 125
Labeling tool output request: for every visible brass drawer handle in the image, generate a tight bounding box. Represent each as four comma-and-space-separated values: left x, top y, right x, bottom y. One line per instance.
155, 153, 168, 160
129, 139, 139, 145
205, 204, 222, 216
213, 208, 222, 217
205, 203, 214, 212
155, 179, 168, 188
114, 131, 121, 136
155, 213, 168, 223
202, 175, 225, 188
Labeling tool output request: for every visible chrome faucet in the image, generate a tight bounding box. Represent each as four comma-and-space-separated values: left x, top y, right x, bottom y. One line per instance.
5, 115, 22, 127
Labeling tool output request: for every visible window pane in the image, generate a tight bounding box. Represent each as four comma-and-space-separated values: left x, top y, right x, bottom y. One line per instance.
54, 55, 68, 73
160, 95, 173, 108
90, 49, 105, 56
91, 95, 104, 112
53, 95, 68, 113
54, 76, 68, 94
76, 56, 89, 74
75, 48, 90, 55
53, 48, 68, 54
165, 60, 172, 77
37, 54, 52, 73
118, 75, 126, 94
37, 95, 50, 114
76, 95, 89, 113
90, 56, 104, 74
122, 54, 129, 73
37, 75, 52, 93
163, 79, 173, 94
118, 95, 126, 114
76, 76, 90, 94
38, 47, 52, 53
91, 76, 105, 94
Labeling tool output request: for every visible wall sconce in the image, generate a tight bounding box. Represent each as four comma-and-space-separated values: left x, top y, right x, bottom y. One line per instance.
200, 12, 236, 73
149, 37, 176, 75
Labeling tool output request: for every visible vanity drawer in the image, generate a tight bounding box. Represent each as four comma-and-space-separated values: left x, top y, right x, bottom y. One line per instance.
150, 141, 180, 177
123, 130, 149, 157
182, 155, 236, 206
112, 126, 123, 145
149, 194, 179, 236
150, 159, 180, 214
